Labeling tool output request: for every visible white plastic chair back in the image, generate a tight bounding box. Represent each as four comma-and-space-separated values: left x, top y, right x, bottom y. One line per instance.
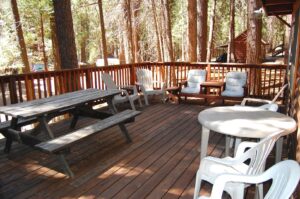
194, 131, 286, 199
235, 131, 282, 175
136, 68, 153, 90
187, 69, 206, 88
271, 83, 288, 103
101, 73, 118, 90
207, 160, 300, 199
258, 103, 279, 112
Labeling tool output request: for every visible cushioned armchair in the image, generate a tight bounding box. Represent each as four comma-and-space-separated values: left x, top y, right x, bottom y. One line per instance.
221, 71, 247, 98
178, 69, 206, 102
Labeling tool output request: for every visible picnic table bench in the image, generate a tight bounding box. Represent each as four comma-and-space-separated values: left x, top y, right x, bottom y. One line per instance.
0, 89, 141, 177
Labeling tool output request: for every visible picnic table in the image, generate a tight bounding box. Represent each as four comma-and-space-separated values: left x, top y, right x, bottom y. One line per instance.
0, 88, 141, 177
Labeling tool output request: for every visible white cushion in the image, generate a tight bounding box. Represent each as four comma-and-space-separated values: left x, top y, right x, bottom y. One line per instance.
225, 72, 247, 87
187, 69, 206, 88
222, 72, 247, 97
221, 89, 244, 97
181, 86, 200, 94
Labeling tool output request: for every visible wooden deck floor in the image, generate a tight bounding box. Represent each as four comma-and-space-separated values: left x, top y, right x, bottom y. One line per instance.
0, 102, 275, 198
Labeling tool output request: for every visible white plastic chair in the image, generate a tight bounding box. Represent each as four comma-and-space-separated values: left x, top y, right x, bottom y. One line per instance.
180, 69, 207, 94
197, 160, 300, 199
101, 73, 142, 111
194, 131, 284, 199
221, 71, 247, 97
241, 84, 288, 107
135, 68, 166, 105
228, 84, 288, 161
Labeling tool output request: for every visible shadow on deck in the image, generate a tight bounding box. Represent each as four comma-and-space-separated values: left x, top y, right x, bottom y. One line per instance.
0, 101, 279, 199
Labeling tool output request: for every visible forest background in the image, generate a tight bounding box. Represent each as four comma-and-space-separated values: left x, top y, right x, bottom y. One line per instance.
0, 0, 288, 73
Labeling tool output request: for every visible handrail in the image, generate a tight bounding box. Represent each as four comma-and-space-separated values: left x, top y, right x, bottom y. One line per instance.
0, 62, 287, 109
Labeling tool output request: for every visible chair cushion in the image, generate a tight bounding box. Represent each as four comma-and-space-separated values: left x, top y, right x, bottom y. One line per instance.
225, 72, 247, 87
222, 72, 247, 97
221, 89, 244, 97
181, 86, 200, 94
187, 69, 206, 88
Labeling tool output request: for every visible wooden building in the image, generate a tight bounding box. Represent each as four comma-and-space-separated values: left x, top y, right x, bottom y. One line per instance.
217, 30, 269, 63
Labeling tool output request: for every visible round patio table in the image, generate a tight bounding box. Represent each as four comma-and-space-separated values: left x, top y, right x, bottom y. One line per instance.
198, 106, 296, 162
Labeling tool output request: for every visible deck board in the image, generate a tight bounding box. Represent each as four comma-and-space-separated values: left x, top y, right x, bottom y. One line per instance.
0, 103, 273, 199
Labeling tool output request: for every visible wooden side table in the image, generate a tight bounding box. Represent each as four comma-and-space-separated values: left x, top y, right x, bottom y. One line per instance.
200, 81, 225, 95
166, 86, 180, 103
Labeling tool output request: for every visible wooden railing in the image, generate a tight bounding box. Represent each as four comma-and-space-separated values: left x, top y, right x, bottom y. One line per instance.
0, 62, 287, 118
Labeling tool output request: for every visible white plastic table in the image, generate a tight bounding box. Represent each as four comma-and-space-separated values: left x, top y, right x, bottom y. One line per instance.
198, 106, 296, 161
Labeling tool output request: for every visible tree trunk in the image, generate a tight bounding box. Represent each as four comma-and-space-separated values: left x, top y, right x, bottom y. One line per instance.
246, 0, 262, 64
11, 0, 30, 73
98, 0, 108, 66
197, 0, 208, 62
122, 0, 134, 64
50, 15, 61, 70
119, 30, 126, 65
162, 0, 174, 62
188, 0, 197, 62
53, 0, 78, 70
266, 17, 274, 53
227, 0, 235, 63
79, 10, 89, 64
132, 0, 141, 63
246, 0, 262, 96
206, 0, 216, 62
40, 12, 48, 71
158, 2, 165, 62
151, 0, 162, 62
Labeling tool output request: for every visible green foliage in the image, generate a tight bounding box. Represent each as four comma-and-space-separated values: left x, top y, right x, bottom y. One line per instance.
0, 0, 289, 69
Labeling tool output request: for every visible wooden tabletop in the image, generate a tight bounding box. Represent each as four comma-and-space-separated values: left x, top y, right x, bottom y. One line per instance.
198, 106, 296, 138
201, 81, 225, 87
0, 89, 121, 118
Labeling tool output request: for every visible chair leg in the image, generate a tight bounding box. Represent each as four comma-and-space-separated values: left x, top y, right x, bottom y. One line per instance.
193, 169, 203, 199
129, 99, 136, 111
234, 138, 242, 156
255, 184, 264, 199
138, 96, 143, 107
275, 137, 283, 163
144, 94, 149, 106
230, 187, 245, 199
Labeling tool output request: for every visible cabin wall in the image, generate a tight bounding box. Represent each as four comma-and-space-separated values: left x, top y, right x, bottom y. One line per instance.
288, 6, 300, 163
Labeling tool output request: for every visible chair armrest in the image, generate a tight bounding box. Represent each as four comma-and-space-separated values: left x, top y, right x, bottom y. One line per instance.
178, 80, 188, 87
135, 82, 146, 93
241, 98, 272, 106
210, 173, 268, 199
235, 141, 257, 157
121, 85, 138, 94
151, 81, 166, 89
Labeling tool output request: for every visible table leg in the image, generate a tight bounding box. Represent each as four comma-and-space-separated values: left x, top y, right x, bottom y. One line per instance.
118, 123, 132, 143
58, 154, 74, 178
275, 137, 283, 163
3, 118, 18, 153
38, 115, 74, 177
225, 136, 231, 157
38, 116, 55, 139
200, 126, 210, 160
107, 96, 132, 143
107, 96, 117, 114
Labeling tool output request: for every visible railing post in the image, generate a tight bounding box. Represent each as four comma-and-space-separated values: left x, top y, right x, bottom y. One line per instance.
9, 77, 18, 104
85, 69, 92, 89
24, 75, 33, 101
130, 64, 135, 85
206, 64, 211, 81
